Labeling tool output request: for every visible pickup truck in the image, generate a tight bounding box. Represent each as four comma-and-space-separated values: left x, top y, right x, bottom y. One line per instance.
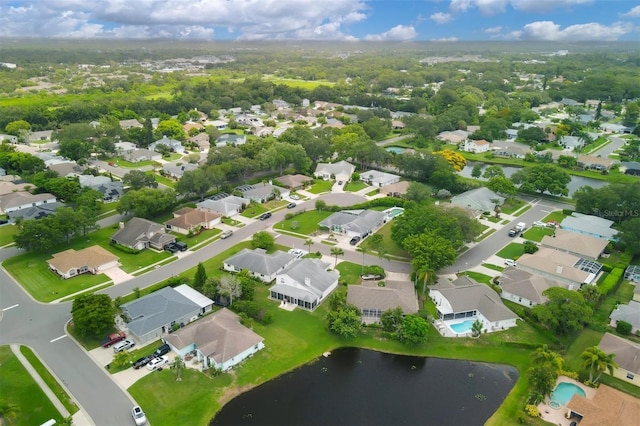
101, 331, 126, 348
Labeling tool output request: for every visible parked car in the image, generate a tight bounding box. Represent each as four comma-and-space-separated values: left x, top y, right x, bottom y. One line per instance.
288, 248, 307, 259
338, 180, 344, 185
153, 343, 171, 358
146, 355, 170, 371
349, 236, 361, 245
100, 331, 126, 348
173, 241, 188, 251
290, 194, 300, 200
112, 339, 135, 353
164, 243, 179, 254
260, 212, 272, 221
220, 230, 233, 239
131, 406, 147, 426
287, 202, 296, 209
132, 355, 153, 369
504, 259, 517, 267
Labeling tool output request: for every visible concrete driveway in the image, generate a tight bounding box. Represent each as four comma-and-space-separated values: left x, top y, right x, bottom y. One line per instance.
102, 266, 134, 285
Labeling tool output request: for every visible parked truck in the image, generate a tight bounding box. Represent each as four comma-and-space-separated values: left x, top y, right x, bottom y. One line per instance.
101, 331, 126, 348
508, 222, 526, 237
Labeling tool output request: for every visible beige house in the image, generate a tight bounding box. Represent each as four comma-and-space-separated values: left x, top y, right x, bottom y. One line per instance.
164, 207, 221, 235
577, 155, 614, 171
517, 248, 595, 287
598, 333, 640, 386
47, 246, 119, 279
566, 385, 640, 426
275, 174, 312, 190
540, 229, 609, 261
380, 181, 410, 197
347, 280, 418, 324
498, 267, 565, 308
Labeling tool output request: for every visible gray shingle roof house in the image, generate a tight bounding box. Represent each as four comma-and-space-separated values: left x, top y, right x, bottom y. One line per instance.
560, 213, 619, 241
48, 161, 84, 178
110, 217, 175, 251
559, 135, 585, 150
450, 187, 505, 214
619, 161, 640, 176
163, 162, 198, 179
429, 276, 518, 334
196, 194, 249, 217
164, 308, 264, 372
121, 148, 162, 163
269, 259, 339, 311
360, 170, 400, 187
625, 265, 640, 284
215, 134, 246, 147
0, 192, 57, 214
609, 301, 640, 334
598, 333, 640, 386
150, 136, 185, 154
347, 280, 418, 324
236, 183, 289, 203
79, 176, 125, 203
319, 209, 387, 238
540, 229, 609, 260
120, 286, 204, 344
275, 174, 312, 190
498, 267, 565, 307
223, 248, 296, 283
6, 201, 65, 222
314, 160, 355, 182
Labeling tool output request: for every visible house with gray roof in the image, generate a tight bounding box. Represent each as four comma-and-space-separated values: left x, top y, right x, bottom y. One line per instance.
498, 267, 565, 308
215, 133, 246, 147
429, 276, 518, 335
437, 130, 469, 144
79, 175, 124, 203
120, 286, 205, 344
197, 194, 249, 217
118, 119, 143, 130
236, 182, 289, 203
319, 209, 387, 239
0, 192, 57, 214
110, 217, 175, 251
624, 265, 640, 284
619, 161, 640, 177
347, 280, 418, 324
559, 135, 585, 151
540, 229, 609, 260
314, 160, 355, 182
7, 201, 65, 222
600, 123, 634, 134
560, 213, 619, 241
609, 301, 640, 334
223, 248, 296, 283
269, 259, 339, 311
493, 144, 530, 159
598, 333, 640, 386
164, 308, 264, 372
121, 148, 162, 163
163, 162, 198, 179
450, 187, 504, 215
150, 136, 185, 154
360, 170, 400, 187
28, 130, 53, 143
48, 161, 84, 178
0, 134, 18, 144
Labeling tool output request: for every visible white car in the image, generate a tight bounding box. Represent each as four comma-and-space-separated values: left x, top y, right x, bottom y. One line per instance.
112, 339, 135, 353
146, 355, 170, 371
290, 194, 300, 200
288, 248, 307, 259
220, 230, 233, 239
131, 406, 147, 426
504, 259, 517, 267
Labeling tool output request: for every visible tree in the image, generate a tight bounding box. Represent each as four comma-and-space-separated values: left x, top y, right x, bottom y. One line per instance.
397, 314, 429, 345
580, 346, 617, 384
111, 351, 132, 369
471, 164, 482, 179
155, 118, 186, 141
619, 218, 640, 255
528, 345, 564, 398
171, 356, 185, 382
403, 232, 457, 274
202, 277, 219, 299
531, 287, 592, 335
304, 238, 313, 253
251, 231, 275, 251
405, 182, 432, 204
58, 139, 91, 161
471, 319, 483, 337
511, 165, 571, 196
517, 126, 547, 145
5, 119, 31, 135
482, 165, 505, 179
616, 320, 632, 335
0, 399, 19, 426
380, 307, 404, 332
578, 285, 602, 308
330, 247, 344, 267
487, 176, 517, 197
326, 305, 362, 338
117, 188, 176, 218
315, 199, 327, 211
193, 263, 207, 292
176, 168, 211, 200
122, 170, 158, 190
219, 276, 242, 305
14, 217, 63, 252
71, 294, 116, 337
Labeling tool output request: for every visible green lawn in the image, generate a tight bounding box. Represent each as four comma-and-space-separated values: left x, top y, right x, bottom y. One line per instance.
476, 228, 496, 241
241, 200, 287, 218
274, 210, 332, 235
360, 222, 409, 258
105, 158, 159, 169
335, 261, 363, 284
106, 339, 164, 374
542, 211, 568, 223
592, 281, 635, 325
307, 179, 334, 194
521, 227, 554, 242
152, 173, 177, 188
0, 223, 18, 247
344, 181, 369, 192
495, 243, 525, 260
462, 271, 493, 284
0, 346, 65, 425
562, 328, 603, 372
482, 263, 505, 272
365, 189, 380, 196
500, 199, 526, 214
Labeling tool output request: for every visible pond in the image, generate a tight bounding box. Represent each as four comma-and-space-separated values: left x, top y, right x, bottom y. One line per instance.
210, 348, 518, 426
459, 164, 609, 197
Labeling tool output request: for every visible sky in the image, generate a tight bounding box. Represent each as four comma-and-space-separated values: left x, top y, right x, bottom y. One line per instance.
0, 0, 639, 42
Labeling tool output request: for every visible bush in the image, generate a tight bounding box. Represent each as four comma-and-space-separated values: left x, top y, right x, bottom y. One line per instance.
601, 263, 613, 273
233, 300, 272, 324
523, 241, 539, 254
562, 209, 574, 216
363, 265, 385, 277
109, 242, 142, 255
599, 267, 624, 296
616, 320, 632, 335
525, 405, 540, 418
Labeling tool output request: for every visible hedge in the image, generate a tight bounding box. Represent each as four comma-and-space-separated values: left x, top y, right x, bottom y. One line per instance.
598, 267, 624, 296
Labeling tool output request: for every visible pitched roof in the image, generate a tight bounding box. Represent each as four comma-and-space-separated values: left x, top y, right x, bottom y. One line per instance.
314, 160, 355, 177
434, 280, 518, 322
47, 245, 118, 273
271, 259, 339, 303
275, 174, 312, 188
517, 248, 591, 284
7, 201, 65, 220
598, 333, 640, 375
165, 207, 221, 229
196, 195, 250, 216
110, 217, 166, 247
577, 155, 614, 168
163, 308, 263, 365
609, 301, 640, 329
360, 170, 400, 185
224, 248, 296, 277
498, 267, 564, 304
561, 213, 618, 239
347, 280, 418, 315
380, 180, 410, 195
319, 210, 387, 235
567, 385, 640, 426
450, 187, 505, 212
236, 183, 280, 200
121, 287, 201, 337
540, 229, 609, 260
0, 192, 56, 211
173, 284, 214, 309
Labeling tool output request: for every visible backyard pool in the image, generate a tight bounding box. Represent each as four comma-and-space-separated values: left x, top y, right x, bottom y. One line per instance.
550, 382, 586, 406
448, 319, 475, 334
384, 207, 405, 218
385, 146, 406, 154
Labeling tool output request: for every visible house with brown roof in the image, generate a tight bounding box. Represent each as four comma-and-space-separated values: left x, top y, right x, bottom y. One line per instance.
275, 174, 312, 190
498, 267, 565, 307
577, 154, 614, 171
598, 333, 640, 386
461, 139, 491, 153
380, 181, 410, 197
188, 132, 210, 151
540, 229, 609, 261
164, 207, 221, 235
437, 130, 469, 144
347, 280, 418, 324
110, 217, 175, 251
566, 385, 640, 426
164, 308, 264, 371
119, 119, 143, 130
517, 248, 599, 287
47, 246, 119, 279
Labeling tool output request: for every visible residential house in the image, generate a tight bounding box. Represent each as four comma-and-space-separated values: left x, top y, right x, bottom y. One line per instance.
79, 175, 124, 203
609, 301, 640, 334
560, 213, 619, 241
163, 162, 198, 179
323, 118, 345, 129
429, 276, 518, 334
517, 248, 600, 287
566, 385, 640, 426
493, 145, 530, 159
560, 98, 581, 107
236, 183, 288, 203
319, 209, 387, 238
7, 202, 65, 222
183, 122, 203, 134
120, 286, 208, 344
215, 134, 246, 147
121, 148, 162, 163
48, 161, 84, 178
0, 180, 31, 196
164, 207, 221, 235
559, 135, 585, 151
598, 333, 640, 385
624, 265, 640, 284
450, 187, 505, 215
437, 130, 469, 144
506, 129, 519, 140
577, 155, 614, 171
461, 139, 491, 153
150, 136, 185, 154
28, 130, 53, 143
498, 267, 564, 307
360, 170, 401, 187
0, 134, 18, 144
196, 194, 249, 217
347, 280, 418, 324
379, 181, 410, 197
314, 160, 355, 182
189, 132, 210, 151
269, 259, 339, 311
275, 174, 312, 190
118, 119, 143, 130
0, 192, 57, 214
600, 123, 633, 134
47, 246, 119, 279
209, 120, 228, 130
619, 161, 640, 177
173, 284, 215, 315
223, 248, 296, 283
391, 120, 406, 130
540, 229, 609, 261
164, 308, 264, 371
110, 217, 175, 251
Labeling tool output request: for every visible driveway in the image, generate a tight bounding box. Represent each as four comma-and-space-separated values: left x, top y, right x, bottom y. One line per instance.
102, 266, 134, 285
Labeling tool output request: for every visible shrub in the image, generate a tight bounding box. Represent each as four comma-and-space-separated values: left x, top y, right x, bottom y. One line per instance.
525, 405, 540, 418
562, 209, 574, 216
109, 242, 142, 254
599, 267, 624, 296
523, 241, 539, 254
233, 300, 272, 324
601, 263, 613, 273
616, 320, 632, 335
363, 265, 385, 277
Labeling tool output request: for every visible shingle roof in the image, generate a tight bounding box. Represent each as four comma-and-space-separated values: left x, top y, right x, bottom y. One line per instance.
517, 248, 591, 284
561, 213, 618, 240
347, 280, 418, 314
319, 210, 387, 235
0, 192, 56, 211
610, 301, 640, 329
224, 249, 296, 277
434, 279, 518, 322
498, 267, 564, 304
196, 195, 250, 216
540, 229, 609, 260
598, 333, 640, 375
567, 385, 640, 426
165, 207, 221, 229
270, 259, 339, 302
47, 245, 118, 274
7, 201, 64, 220
314, 160, 355, 177
110, 217, 166, 247
450, 187, 505, 212
360, 170, 400, 185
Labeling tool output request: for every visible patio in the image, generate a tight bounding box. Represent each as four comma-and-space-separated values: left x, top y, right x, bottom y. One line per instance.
537, 376, 596, 426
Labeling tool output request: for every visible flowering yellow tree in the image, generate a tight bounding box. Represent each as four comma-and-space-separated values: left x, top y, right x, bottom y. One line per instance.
433, 150, 466, 171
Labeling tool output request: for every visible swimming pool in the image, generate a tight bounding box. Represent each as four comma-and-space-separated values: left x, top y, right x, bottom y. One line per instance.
385, 146, 406, 154
550, 382, 586, 406
448, 319, 475, 334
384, 207, 405, 218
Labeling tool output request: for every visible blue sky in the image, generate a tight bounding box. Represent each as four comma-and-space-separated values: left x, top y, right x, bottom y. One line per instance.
0, 0, 638, 41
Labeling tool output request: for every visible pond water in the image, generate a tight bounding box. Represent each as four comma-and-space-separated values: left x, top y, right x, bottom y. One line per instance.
210, 348, 518, 426
459, 164, 609, 197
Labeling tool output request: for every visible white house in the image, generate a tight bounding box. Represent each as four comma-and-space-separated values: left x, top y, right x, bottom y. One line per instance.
461, 139, 491, 153
223, 248, 296, 283
319, 209, 387, 238
560, 213, 619, 241
314, 160, 355, 182
47, 246, 119, 279
498, 267, 565, 308
269, 259, 339, 311
150, 136, 185, 154
0, 192, 57, 214
598, 333, 640, 386
360, 170, 400, 187
197, 194, 250, 217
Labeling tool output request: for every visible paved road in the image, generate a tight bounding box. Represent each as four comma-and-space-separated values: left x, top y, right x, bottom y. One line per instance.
375, 133, 414, 147
589, 136, 626, 158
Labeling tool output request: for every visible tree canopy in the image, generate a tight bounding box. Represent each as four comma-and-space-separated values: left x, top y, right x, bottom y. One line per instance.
531, 287, 592, 335
71, 294, 116, 337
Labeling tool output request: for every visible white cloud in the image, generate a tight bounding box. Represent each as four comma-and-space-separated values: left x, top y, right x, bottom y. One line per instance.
431, 37, 459, 41
430, 12, 452, 24
448, 0, 593, 15
510, 20, 633, 41
484, 26, 503, 34
364, 25, 417, 41
621, 5, 640, 18
449, 0, 472, 13
510, 0, 593, 13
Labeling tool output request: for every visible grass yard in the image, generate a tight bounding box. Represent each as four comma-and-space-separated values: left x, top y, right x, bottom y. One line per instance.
461, 271, 493, 285
521, 226, 554, 242
344, 181, 369, 192
365, 189, 380, 196
335, 261, 363, 284
500, 199, 525, 214
513, 204, 531, 216
106, 339, 165, 374
0, 346, 65, 425
542, 210, 568, 223
0, 223, 18, 247
261, 76, 335, 89
496, 243, 525, 260
592, 281, 635, 325
360, 222, 409, 258
274, 210, 332, 235
482, 263, 505, 272
476, 228, 496, 241
153, 173, 177, 188
562, 328, 603, 372
307, 179, 334, 194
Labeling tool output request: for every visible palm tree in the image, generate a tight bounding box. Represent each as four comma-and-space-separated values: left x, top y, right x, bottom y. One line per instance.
580, 346, 617, 384
330, 247, 344, 268
172, 356, 185, 382
304, 238, 313, 253
0, 400, 19, 426
356, 246, 367, 275
531, 344, 563, 372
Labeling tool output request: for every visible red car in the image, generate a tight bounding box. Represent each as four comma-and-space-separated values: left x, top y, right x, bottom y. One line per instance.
101, 331, 126, 348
